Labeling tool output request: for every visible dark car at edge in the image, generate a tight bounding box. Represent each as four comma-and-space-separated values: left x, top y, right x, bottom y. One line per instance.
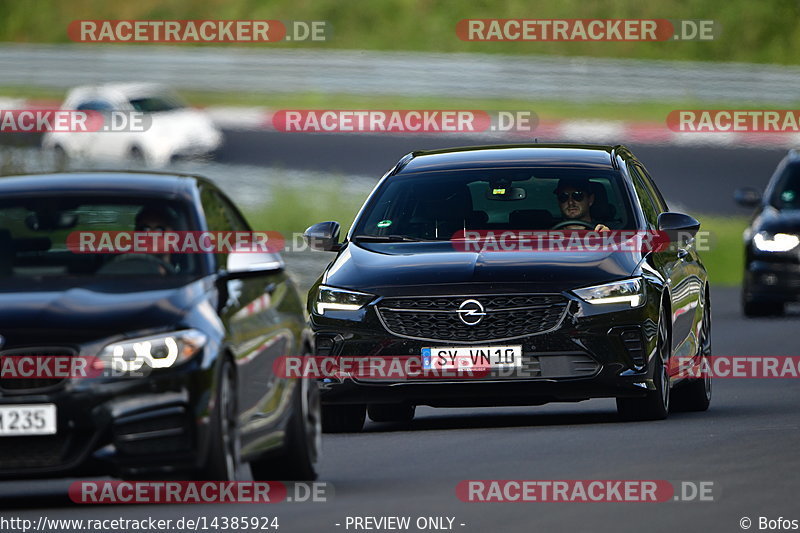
736, 148, 800, 316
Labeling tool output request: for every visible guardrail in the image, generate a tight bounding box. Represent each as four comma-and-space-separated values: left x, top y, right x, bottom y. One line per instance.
1, 43, 799, 103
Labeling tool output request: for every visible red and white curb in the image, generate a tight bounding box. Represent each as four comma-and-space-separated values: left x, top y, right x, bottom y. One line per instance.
3, 98, 798, 149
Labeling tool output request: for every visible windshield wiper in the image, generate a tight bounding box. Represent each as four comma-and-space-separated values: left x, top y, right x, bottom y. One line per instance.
352, 234, 426, 242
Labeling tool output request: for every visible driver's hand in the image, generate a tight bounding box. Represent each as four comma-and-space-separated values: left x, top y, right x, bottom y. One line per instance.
594, 224, 610, 232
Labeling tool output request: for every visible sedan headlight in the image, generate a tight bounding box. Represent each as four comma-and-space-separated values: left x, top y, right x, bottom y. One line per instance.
315, 285, 375, 315
753, 231, 799, 252
573, 278, 644, 307
99, 329, 207, 373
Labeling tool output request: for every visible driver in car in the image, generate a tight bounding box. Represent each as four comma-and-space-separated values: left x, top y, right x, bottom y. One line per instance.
134, 206, 178, 273
553, 178, 610, 232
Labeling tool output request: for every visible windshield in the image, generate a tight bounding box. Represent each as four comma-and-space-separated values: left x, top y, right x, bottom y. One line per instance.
128, 94, 186, 113
352, 168, 636, 240
0, 196, 200, 278
770, 163, 800, 210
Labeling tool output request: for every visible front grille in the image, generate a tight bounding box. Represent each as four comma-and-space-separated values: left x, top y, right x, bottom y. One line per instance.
0, 347, 77, 394
0, 434, 71, 469
376, 294, 569, 342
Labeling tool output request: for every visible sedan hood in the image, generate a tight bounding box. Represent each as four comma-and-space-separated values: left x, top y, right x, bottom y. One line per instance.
323, 241, 642, 293
754, 207, 800, 234
0, 277, 209, 344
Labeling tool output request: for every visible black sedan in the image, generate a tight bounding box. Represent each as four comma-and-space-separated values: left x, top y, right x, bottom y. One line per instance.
0, 172, 319, 480
304, 144, 712, 432
736, 148, 800, 316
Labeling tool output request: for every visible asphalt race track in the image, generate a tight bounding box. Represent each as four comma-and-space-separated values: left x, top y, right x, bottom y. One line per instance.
1, 138, 798, 532
2, 287, 799, 531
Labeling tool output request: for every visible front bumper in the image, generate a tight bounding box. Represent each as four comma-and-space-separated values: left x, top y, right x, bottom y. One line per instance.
0, 359, 214, 479
745, 259, 800, 303
312, 290, 662, 408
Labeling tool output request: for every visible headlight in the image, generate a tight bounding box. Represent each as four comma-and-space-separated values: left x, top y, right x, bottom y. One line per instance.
315, 285, 375, 315
753, 231, 799, 252
99, 329, 207, 374
573, 278, 644, 307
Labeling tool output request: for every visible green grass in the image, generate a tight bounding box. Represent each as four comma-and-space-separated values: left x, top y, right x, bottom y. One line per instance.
4, 85, 797, 124
243, 180, 368, 237
693, 215, 747, 286
2, 0, 800, 64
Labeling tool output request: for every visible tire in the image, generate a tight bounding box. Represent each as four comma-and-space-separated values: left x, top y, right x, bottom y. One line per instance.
617, 307, 670, 421
250, 379, 322, 481
368, 403, 415, 423
196, 358, 240, 480
322, 403, 366, 433
671, 293, 712, 412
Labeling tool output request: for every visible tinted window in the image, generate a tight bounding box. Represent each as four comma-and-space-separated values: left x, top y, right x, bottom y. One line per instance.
129, 95, 185, 113
628, 164, 660, 227
770, 163, 800, 210
0, 197, 197, 278
75, 100, 114, 112
353, 168, 635, 240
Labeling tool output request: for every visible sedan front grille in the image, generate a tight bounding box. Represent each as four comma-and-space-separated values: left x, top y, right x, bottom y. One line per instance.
0, 347, 77, 394
376, 294, 569, 342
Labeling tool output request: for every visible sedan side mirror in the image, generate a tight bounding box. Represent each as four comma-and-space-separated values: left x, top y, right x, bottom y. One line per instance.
734, 187, 762, 208
303, 221, 342, 252
657, 212, 700, 245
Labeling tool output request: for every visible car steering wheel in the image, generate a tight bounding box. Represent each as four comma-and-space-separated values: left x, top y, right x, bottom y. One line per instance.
551, 219, 596, 230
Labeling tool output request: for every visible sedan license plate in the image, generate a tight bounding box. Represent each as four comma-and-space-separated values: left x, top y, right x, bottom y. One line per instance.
422, 346, 522, 371
0, 404, 57, 436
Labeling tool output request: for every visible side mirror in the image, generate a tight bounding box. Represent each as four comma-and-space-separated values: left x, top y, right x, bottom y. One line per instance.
303, 221, 342, 252
734, 187, 762, 208
224, 251, 284, 278
657, 212, 700, 245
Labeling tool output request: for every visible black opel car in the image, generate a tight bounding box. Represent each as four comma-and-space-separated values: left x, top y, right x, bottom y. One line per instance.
0, 172, 319, 480
736, 149, 800, 316
304, 144, 711, 432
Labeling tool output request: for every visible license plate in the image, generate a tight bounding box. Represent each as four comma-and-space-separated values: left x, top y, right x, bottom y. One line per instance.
422, 346, 522, 370
0, 404, 57, 436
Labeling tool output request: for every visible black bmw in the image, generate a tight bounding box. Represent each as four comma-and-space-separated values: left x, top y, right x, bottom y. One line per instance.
304, 144, 712, 432
0, 172, 319, 480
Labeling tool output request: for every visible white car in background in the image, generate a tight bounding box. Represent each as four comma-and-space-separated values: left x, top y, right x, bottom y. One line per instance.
42, 83, 223, 166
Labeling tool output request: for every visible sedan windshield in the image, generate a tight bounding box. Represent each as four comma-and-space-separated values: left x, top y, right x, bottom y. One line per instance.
0, 197, 200, 278
771, 163, 800, 210
352, 168, 636, 240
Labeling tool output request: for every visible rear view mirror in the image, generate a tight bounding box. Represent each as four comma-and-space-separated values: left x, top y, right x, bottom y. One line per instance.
486, 186, 526, 201
303, 221, 342, 252
734, 187, 762, 208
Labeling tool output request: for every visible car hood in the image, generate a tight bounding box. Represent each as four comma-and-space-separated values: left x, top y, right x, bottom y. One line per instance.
752, 207, 800, 234
322, 241, 643, 294
0, 276, 209, 345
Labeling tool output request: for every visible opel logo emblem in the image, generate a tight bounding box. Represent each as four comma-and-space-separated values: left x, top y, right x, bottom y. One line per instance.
457, 299, 486, 326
